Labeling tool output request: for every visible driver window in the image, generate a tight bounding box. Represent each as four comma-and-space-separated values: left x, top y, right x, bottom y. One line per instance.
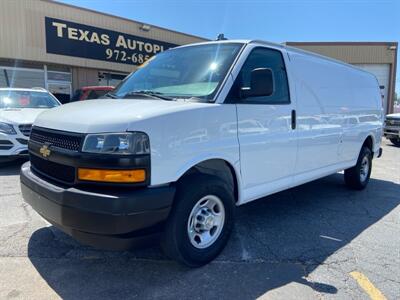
227, 47, 290, 104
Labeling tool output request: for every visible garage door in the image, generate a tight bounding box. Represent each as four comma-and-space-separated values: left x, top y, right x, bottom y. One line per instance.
353, 64, 390, 113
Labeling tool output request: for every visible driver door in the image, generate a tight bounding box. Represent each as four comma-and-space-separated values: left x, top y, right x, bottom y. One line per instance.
226, 46, 297, 203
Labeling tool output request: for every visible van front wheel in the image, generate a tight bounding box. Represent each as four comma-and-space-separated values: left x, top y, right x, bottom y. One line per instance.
344, 146, 372, 190
161, 174, 235, 267
389, 138, 400, 147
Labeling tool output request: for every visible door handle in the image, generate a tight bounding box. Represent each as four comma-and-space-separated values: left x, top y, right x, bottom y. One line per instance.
291, 109, 296, 130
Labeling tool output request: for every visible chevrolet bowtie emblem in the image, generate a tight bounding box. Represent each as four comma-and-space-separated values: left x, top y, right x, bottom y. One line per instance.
39, 144, 51, 158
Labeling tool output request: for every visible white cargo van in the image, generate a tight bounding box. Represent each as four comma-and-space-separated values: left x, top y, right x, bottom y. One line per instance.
21, 40, 383, 266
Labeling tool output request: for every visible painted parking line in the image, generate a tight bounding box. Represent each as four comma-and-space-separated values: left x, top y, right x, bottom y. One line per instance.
350, 271, 387, 300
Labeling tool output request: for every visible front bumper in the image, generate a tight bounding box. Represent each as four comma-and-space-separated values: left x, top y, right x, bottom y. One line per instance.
0, 132, 29, 159
383, 126, 400, 139
21, 162, 176, 250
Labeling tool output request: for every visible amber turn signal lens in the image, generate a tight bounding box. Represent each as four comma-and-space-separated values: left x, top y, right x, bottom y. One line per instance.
78, 168, 146, 183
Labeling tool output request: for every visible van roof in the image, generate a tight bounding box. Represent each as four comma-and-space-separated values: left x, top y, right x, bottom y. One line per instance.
174, 39, 283, 48
174, 39, 377, 78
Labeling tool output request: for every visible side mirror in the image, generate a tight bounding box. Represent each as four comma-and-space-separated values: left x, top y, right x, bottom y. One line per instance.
241, 68, 274, 99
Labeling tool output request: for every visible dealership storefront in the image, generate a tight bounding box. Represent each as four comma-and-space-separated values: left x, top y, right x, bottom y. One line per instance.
0, 0, 205, 102
0, 63, 73, 103
0, 0, 397, 113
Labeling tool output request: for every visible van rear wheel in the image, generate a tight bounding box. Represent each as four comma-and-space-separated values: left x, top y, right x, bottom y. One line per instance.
160, 174, 235, 267
344, 146, 372, 190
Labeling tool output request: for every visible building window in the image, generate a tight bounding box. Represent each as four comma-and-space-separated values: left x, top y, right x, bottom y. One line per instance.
98, 72, 127, 87
0, 66, 72, 103
47, 71, 72, 82
0, 67, 45, 88
46, 69, 72, 104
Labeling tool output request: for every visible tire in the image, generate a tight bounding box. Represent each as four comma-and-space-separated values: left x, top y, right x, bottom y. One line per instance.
344, 146, 372, 190
390, 138, 400, 147
161, 173, 235, 267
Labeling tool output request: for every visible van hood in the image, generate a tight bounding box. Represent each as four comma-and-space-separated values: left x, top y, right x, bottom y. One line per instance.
34, 99, 210, 133
0, 108, 49, 125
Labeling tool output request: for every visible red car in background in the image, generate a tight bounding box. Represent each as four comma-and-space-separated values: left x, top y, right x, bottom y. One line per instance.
71, 86, 114, 101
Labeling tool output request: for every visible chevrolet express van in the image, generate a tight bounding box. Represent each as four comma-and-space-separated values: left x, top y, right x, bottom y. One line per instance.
21, 40, 383, 266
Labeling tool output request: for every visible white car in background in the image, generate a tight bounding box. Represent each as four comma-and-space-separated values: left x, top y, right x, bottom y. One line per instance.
0, 88, 60, 162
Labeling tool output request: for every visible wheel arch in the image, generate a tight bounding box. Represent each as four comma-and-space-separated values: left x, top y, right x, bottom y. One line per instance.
362, 134, 375, 154
175, 157, 241, 204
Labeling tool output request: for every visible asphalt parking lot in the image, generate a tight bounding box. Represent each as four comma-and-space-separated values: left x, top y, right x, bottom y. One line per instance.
0, 141, 399, 300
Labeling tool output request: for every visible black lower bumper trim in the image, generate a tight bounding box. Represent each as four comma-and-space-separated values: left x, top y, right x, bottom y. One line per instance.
0, 153, 28, 163
47, 217, 162, 251
20, 161, 175, 249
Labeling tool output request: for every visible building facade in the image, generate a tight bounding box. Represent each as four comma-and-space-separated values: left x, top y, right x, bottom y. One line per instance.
0, 1, 397, 113
0, 0, 205, 102
286, 42, 398, 114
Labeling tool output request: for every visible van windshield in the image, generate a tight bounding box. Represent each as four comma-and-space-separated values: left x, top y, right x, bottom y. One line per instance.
112, 43, 244, 101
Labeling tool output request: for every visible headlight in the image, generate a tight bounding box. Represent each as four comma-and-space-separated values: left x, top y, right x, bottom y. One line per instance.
82, 132, 150, 154
0, 122, 16, 135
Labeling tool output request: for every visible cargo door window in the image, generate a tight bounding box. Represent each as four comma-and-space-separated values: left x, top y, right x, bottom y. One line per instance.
227, 47, 290, 104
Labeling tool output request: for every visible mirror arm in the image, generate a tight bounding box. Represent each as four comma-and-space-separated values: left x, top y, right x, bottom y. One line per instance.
240, 87, 250, 99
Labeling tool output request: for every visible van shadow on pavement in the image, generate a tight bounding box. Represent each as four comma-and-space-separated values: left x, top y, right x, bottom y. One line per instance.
0, 159, 27, 176
27, 174, 400, 299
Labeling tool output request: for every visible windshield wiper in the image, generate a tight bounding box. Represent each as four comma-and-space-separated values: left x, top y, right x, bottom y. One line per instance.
103, 92, 118, 99
122, 90, 175, 101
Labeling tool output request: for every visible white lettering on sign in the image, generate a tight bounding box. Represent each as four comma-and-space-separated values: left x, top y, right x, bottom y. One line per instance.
153, 44, 161, 52
144, 43, 153, 53
116, 35, 127, 48
90, 32, 100, 44
51, 21, 110, 46
47, 18, 173, 65
78, 29, 90, 42
136, 41, 144, 52
68, 27, 78, 40
114, 35, 164, 54
101, 34, 110, 46
52, 22, 67, 37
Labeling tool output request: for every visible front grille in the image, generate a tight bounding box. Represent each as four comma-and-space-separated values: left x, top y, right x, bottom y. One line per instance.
0, 140, 13, 150
19, 124, 32, 137
16, 138, 28, 145
30, 154, 75, 183
385, 119, 400, 126
30, 127, 83, 151
384, 129, 399, 134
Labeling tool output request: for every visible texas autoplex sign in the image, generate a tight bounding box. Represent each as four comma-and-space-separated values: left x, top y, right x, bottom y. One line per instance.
45, 17, 178, 65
